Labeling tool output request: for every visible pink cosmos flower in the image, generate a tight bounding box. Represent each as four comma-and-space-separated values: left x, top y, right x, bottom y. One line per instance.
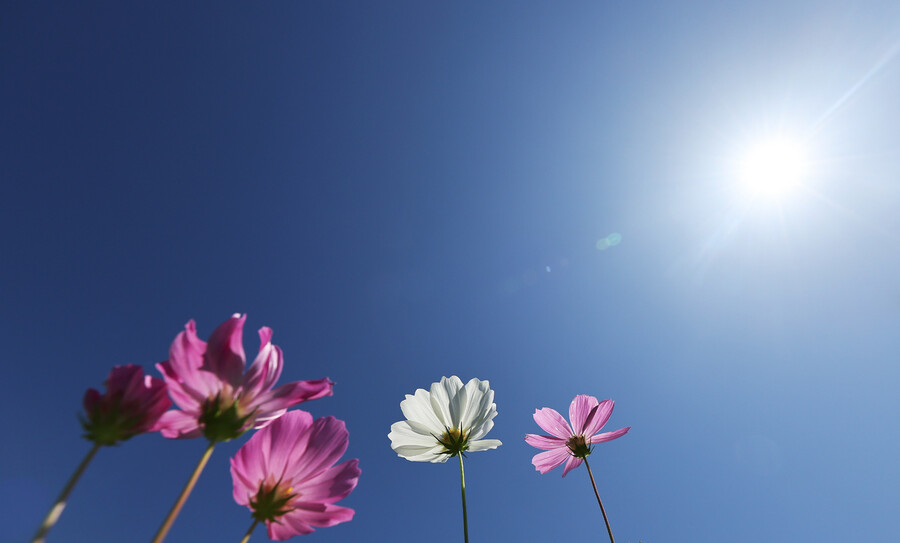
81, 364, 171, 445
156, 314, 334, 442
230, 410, 360, 540
525, 394, 630, 477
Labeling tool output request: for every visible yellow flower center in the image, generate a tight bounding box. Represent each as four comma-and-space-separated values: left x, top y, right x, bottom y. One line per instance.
437, 426, 469, 457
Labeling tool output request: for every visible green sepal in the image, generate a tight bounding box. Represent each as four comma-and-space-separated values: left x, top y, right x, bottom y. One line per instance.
199, 394, 254, 443
251, 483, 296, 522
80, 403, 142, 446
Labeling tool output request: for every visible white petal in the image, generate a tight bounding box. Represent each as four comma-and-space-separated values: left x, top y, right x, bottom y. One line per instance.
393, 444, 442, 459
429, 376, 461, 428
400, 389, 443, 432
467, 439, 502, 452
466, 383, 498, 440
457, 378, 482, 431
470, 416, 495, 441
387, 426, 449, 463
399, 449, 448, 463
388, 421, 438, 447
449, 380, 468, 429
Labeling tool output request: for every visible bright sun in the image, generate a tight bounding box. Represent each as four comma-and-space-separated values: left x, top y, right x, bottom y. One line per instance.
738, 137, 809, 199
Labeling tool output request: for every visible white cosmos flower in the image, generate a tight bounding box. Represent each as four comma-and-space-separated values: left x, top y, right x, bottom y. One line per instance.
389, 376, 502, 463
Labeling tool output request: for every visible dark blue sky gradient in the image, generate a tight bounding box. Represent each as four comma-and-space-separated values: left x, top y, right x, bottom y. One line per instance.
2, 2, 899, 542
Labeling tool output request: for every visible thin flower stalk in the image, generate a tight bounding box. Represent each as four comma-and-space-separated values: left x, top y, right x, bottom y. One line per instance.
585, 457, 615, 543
31, 443, 101, 543
239, 519, 259, 543
458, 453, 469, 543
150, 442, 215, 543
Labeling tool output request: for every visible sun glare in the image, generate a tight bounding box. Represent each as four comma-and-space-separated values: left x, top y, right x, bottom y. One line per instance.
738, 138, 809, 199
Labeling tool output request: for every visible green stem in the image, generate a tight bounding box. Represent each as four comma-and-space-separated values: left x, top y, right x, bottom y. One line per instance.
584, 457, 615, 543
239, 518, 259, 543
458, 454, 469, 543
31, 442, 102, 543
150, 441, 216, 543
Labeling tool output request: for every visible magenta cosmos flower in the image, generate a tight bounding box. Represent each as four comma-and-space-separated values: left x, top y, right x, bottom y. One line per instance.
230, 410, 360, 540
525, 395, 630, 476
156, 314, 334, 442
81, 364, 171, 445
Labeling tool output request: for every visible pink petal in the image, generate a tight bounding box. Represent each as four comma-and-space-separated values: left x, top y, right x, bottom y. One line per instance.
82, 388, 100, 414
165, 322, 221, 399
590, 426, 630, 444
144, 386, 173, 432
583, 399, 615, 438
267, 516, 314, 540
569, 395, 600, 435
106, 365, 143, 397
561, 455, 584, 477
524, 434, 567, 451
532, 447, 571, 474
532, 407, 573, 439
250, 378, 334, 424
284, 502, 355, 529
168, 320, 206, 375
202, 314, 247, 387
156, 409, 203, 439
295, 459, 360, 503
259, 410, 316, 482
242, 328, 282, 396
230, 420, 265, 489
155, 361, 204, 411
282, 417, 349, 483
230, 409, 313, 507
229, 456, 258, 507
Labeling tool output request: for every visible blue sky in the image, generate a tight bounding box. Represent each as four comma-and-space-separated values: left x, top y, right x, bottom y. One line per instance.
2, 2, 899, 542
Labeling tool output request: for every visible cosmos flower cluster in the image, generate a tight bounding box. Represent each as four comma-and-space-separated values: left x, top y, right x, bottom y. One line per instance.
38, 314, 630, 542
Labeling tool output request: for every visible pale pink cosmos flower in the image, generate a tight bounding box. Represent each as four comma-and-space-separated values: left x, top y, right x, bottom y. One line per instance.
81, 364, 171, 445
230, 410, 360, 540
156, 314, 333, 442
525, 394, 630, 476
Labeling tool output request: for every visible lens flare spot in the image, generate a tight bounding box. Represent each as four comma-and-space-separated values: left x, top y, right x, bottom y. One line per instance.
596, 233, 622, 250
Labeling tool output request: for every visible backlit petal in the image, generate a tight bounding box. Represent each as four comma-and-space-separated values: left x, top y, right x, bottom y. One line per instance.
467, 438, 502, 452
242, 328, 281, 396
590, 426, 630, 444
203, 314, 247, 387
156, 409, 203, 439
569, 394, 600, 435
533, 408, 573, 439
524, 434, 567, 450
583, 399, 615, 438
532, 447, 570, 474
561, 455, 584, 477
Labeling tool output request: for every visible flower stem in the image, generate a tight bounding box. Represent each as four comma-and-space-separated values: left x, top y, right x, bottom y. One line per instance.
584, 457, 615, 543
239, 518, 259, 543
457, 454, 469, 543
31, 442, 102, 543
150, 441, 216, 543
